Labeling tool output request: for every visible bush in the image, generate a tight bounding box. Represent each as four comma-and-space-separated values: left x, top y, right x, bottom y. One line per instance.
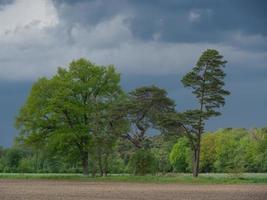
200, 133, 216, 172
129, 149, 157, 175
169, 137, 191, 172
0, 159, 5, 172
18, 157, 34, 173
3, 148, 26, 172
214, 129, 247, 173
108, 156, 127, 174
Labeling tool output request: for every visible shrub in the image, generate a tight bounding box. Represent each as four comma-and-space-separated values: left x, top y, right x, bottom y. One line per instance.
169, 137, 191, 172
129, 149, 157, 175
18, 157, 34, 173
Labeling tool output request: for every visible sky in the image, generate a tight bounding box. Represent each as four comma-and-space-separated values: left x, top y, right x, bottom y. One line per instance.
0, 0, 266, 147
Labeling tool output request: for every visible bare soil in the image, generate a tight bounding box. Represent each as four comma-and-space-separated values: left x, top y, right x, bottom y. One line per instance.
0, 179, 266, 200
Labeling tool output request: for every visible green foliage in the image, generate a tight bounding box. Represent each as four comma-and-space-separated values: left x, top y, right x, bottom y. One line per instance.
161, 49, 230, 177
18, 157, 34, 173
1, 54, 264, 177
213, 129, 247, 173
169, 137, 191, 172
179, 49, 230, 150
181, 49, 230, 118
200, 128, 267, 173
167, 128, 267, 174
15, 58, 124, 175
122, 86, 175, 149
106, 154, 127, 174
129, 149, 157, 175
243, 128, 267, 172
118, 86, 175, 175
180, 49, 230, 177
151, 135, 173, 173
2, 148, 25, 172
200, 133, 216, 172
1, 128, 267, 174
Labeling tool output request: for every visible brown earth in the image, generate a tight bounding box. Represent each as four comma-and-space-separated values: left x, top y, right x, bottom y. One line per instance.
0, 179, 266, 200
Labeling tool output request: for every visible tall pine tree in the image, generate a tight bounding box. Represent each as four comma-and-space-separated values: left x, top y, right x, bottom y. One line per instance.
181, 49, 230, 177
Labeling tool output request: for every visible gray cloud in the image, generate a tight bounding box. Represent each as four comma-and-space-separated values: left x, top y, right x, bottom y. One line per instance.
52, 0, 267, 46
0, 0, 14, 6
125, 0, 267, 43
0, 0, 266, 80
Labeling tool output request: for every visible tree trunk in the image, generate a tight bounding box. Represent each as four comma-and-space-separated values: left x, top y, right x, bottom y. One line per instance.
91, 160, 96, 177
192, 145, 200, 177
98, 153, 104, 177
103, 153, 109, 177
82, 153, 89, 176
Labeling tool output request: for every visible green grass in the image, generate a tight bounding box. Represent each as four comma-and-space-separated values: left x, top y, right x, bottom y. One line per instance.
0, 173, 267, 184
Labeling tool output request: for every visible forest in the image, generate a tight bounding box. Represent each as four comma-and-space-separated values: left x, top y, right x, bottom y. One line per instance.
1, 49, 266, 177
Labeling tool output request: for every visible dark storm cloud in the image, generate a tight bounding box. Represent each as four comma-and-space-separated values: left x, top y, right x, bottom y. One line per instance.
0, 0, 14, 5
52, 0, 128, 26
126, 0, 267, 43
0, 0, 14, 10
51, 0, 267, 50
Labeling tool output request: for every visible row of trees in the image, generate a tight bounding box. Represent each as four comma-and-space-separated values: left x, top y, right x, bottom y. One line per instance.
170, 128, 267, 173
14, 49, 230, 177
1, 128, 267, 174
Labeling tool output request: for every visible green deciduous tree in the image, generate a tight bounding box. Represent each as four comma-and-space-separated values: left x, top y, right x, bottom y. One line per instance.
200, 133, 216, 172
213, 129, 247, 173
169, 137, 191, 172
16, 58, 124, 175
243, 128, 267, 172
89, 103, 128, 176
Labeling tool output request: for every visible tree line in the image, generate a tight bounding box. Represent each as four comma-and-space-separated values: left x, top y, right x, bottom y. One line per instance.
1, 128, 266, 174
3, 49, 263, 177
